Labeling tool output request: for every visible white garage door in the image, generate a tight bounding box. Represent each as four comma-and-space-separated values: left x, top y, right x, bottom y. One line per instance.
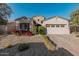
47, 28, 70, 34
46, 24, 70, 34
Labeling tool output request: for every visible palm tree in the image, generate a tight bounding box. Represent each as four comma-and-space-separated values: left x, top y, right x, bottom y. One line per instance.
70, 9, 79, 33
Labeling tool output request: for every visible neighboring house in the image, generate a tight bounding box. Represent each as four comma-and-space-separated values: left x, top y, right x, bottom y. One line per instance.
42, 16, 70, 34
15, 16, 31, 31
7, 16, 33, 35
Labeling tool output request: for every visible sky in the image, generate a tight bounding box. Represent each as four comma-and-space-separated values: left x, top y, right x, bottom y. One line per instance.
9, 3, 79, 20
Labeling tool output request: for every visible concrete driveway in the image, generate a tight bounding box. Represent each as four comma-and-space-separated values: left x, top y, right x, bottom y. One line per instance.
48, 34, 79, 56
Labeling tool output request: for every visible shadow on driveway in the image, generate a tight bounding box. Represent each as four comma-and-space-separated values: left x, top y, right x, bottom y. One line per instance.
0, 42, 73, 56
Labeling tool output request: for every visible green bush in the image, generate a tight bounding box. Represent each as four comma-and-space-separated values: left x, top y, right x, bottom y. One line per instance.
30, 26, 46, 35
18, 43, 30, 51
38, 26, 46, 35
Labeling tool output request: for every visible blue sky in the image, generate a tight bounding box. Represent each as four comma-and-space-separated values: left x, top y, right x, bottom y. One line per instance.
9, 3, 79, 20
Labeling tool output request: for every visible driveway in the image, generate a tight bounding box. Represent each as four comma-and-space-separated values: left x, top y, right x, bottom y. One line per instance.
48, 34, 79, 56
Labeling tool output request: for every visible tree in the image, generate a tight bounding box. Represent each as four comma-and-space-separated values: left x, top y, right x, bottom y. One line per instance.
0, 3, 12, 34
70, 9, 79, 33
0, 19, 7, 25
0, 3, 12, 20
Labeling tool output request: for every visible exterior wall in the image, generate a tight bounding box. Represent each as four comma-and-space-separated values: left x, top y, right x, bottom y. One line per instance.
0, 25, 5, 30
32, 16, 44, 25
42, 17, 70, 34
15, 21, 20, 30
0, 25, 7, 34
0, 25, 6, 31
15, 17, 31, 30
7, 20, 32, 32
7, 21, 16, 32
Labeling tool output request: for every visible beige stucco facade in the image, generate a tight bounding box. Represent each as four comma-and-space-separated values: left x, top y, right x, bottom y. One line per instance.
42, 16, 70, 34
32, 16, 44, 25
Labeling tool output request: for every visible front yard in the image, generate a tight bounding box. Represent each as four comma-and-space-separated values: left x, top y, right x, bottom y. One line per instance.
0, 34, 73, 56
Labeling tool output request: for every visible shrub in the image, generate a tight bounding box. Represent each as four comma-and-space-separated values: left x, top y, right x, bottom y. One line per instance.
38, 26, 46, 35
18, 43, 29, 51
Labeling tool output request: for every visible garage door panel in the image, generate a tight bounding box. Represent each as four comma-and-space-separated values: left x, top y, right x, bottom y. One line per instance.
47, 28, 70, 34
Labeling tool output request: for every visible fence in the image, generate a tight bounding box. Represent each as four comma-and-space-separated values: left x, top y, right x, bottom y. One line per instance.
0, 25, 6, 34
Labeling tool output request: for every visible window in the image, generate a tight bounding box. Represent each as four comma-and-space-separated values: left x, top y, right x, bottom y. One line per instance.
20, 23, 29, 30
46, 24, 66, 28
56, 24, 60, 27
51, 24, 55, 27
46, 24, 50, 27
61, 24, 65, 27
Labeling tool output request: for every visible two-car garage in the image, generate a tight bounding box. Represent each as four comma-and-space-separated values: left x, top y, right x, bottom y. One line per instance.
42, 16, 70, 34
